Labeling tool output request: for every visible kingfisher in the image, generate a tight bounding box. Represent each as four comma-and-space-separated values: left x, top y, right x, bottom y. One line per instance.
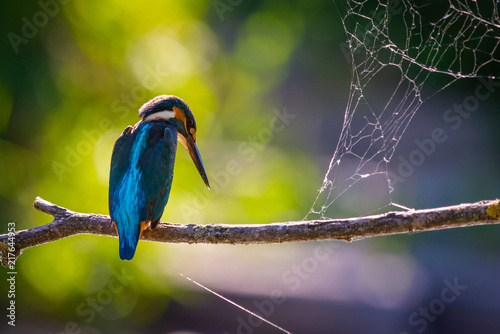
109, 95, 210, 260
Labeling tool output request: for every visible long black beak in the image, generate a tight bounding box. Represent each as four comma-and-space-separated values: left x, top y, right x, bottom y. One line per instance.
186, 135, 210, 189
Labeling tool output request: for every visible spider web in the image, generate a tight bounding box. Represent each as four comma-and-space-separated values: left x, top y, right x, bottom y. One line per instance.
307, 0, 500, 219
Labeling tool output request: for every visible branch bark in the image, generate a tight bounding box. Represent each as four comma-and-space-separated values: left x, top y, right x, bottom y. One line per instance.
1, 197, 499, 267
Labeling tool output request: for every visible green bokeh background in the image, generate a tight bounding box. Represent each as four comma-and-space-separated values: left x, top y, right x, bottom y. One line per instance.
1, 1, 500, 333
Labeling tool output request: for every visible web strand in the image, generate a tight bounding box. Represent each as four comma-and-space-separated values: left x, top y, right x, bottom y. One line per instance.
307, 0, 500, 219
179, 273, 293, 334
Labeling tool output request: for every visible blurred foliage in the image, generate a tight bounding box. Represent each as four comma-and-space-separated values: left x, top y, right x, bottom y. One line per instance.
0, 0, 327, 330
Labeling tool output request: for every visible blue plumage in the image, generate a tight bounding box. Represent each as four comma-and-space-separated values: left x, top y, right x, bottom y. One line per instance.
109, 95, 209, 260
109, 121, 177, 260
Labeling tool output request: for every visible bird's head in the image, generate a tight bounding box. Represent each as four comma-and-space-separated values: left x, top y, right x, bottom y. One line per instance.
139, 95, 210, 189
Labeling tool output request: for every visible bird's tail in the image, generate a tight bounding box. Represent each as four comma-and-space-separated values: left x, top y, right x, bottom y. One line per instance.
115, 221, 140, 261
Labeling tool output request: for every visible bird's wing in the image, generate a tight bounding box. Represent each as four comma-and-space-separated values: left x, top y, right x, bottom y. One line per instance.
108, 125, 134, 219
138, 124, 177, 227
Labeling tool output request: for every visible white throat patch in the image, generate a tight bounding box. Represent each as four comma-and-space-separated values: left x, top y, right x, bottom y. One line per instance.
144, 110, 175, 122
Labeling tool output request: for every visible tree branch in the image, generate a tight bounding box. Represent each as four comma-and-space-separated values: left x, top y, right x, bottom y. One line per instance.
1, 197, 499, 267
